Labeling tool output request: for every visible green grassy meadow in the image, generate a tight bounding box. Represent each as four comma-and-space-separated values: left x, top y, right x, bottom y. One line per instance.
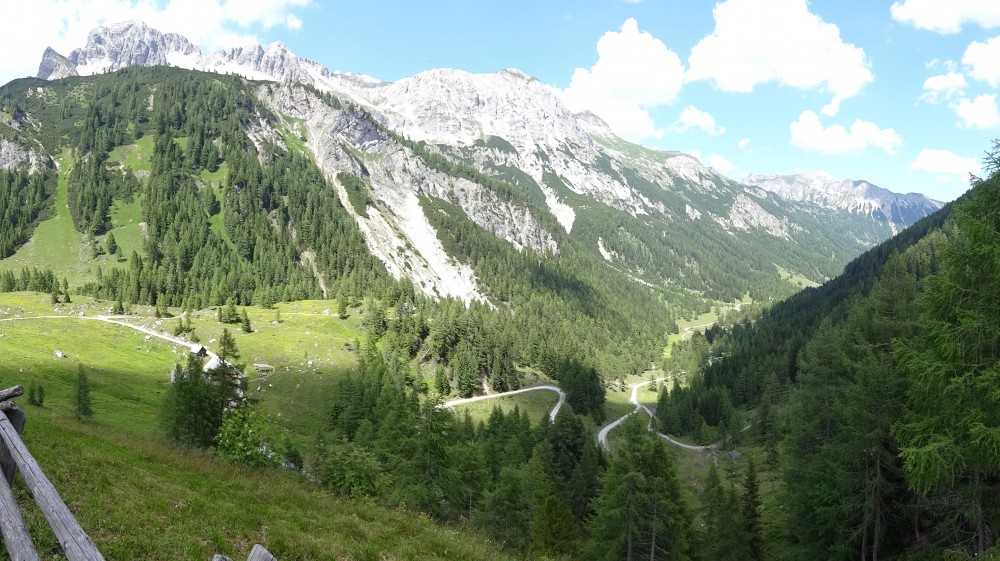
0, 295, 366, 445
663, 310, 721, 359
450, 390, 559, 426
777, 265, 820, 289
107, 135, 155, 174
0, 152, 90, 282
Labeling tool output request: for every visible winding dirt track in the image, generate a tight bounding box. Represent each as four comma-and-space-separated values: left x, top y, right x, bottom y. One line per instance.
597, 377, 715, 452
440, 385, 566, 423
2, 314, 718, 451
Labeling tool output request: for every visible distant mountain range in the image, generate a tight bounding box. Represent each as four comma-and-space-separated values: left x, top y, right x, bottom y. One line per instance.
19, 21, 942, 304
743, 172, 941, 235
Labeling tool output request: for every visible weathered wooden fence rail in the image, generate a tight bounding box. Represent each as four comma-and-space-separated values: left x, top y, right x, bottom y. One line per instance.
0, 385, 276, 561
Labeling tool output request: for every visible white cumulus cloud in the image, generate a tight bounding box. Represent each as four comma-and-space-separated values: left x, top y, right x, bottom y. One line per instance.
709, 154, 735, 174
738, 138, 751, 150
908, 148, 981, 181
561, 18, 685, 141
790, 111, 902, 155
891, 0, 1000, 34
1, 0, 310, 86
955, 94, 1000, 128
671, 106, 725, 136
686, 0, 871, 116
920, 72, 968, 103
963, 36, 1000, 86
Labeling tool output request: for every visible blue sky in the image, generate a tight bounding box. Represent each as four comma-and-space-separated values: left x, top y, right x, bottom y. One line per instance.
5, 0, 1000, 201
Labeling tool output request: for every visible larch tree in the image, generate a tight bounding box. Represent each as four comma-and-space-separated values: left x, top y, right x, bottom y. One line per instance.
893, 173, 1000, 556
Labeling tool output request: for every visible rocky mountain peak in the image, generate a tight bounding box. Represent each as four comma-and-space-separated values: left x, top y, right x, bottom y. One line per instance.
67, 20, 198, 76
35, 21, 309, 83
575, 110, 615, 137
371, 67, 592, 151
37, 47, 78, 80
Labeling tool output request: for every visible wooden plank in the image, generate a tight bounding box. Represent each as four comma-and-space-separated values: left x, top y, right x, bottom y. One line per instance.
246, 544, 278, 561
0, 386, 24, 404
0, 402, 26, 485
0, 473, 40, 561
0, 412, 105, 561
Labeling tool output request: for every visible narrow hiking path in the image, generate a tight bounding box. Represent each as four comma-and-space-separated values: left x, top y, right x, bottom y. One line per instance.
440, 385, 566, 423
0, 314, 219, 360
597, 377, 716, 452
597, 378, 666, 450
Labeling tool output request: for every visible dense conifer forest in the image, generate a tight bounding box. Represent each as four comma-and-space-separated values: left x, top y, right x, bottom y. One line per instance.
655, 146, 1000, 559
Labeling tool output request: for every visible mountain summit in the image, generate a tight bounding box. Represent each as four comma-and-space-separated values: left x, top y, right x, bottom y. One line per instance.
37, 21, 311, 83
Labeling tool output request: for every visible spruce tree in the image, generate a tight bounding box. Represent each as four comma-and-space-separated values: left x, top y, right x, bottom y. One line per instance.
742, 459, 763, 561
338, 289, 349, 319
530, 495, 579, 558
219, 328, 240, 363
74, 363, 93, 420
240, 308, 252, 333
587, 416, 691, 561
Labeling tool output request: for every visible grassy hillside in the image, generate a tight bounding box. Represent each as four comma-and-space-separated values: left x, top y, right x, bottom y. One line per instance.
0, 294, 365, 445
16, 413, 513, 561
0, 152, 90, 282
0, 292, 514, 560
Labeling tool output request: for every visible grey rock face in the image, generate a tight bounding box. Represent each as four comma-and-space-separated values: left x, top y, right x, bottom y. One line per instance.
36, 47, 78, 80
68, 21, 198, 74
0, 139, 51, 174
742, 173, 942, 233
37, 21, 311, 86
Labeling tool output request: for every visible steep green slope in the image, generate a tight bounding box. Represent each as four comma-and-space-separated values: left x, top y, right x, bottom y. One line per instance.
16, 412, 514, 561
658, 157, 1000, 559
0, 68, 393, 307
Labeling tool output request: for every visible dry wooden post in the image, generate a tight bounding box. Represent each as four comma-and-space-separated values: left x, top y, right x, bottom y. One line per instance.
246, 544, 278, 561
0, 409, 105, 561
0, 467, 40, 561
0, 386, 26, 485
0, 386, 40, 561
0, 385, 39, 561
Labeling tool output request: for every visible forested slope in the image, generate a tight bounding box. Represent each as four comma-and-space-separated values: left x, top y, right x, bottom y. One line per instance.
658, 146, 1000, 559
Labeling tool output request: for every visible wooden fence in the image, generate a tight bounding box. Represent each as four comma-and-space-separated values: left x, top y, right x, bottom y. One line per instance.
0, 385, 276, 561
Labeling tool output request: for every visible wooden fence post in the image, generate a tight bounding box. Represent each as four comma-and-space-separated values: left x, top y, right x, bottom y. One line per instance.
0, 408, 105, 561
0, 386, 40, 561
0, 386, 25, 486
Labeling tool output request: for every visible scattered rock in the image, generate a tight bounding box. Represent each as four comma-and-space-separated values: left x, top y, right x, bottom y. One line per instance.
53, 350, 66, 359
725, 450, 742, 461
